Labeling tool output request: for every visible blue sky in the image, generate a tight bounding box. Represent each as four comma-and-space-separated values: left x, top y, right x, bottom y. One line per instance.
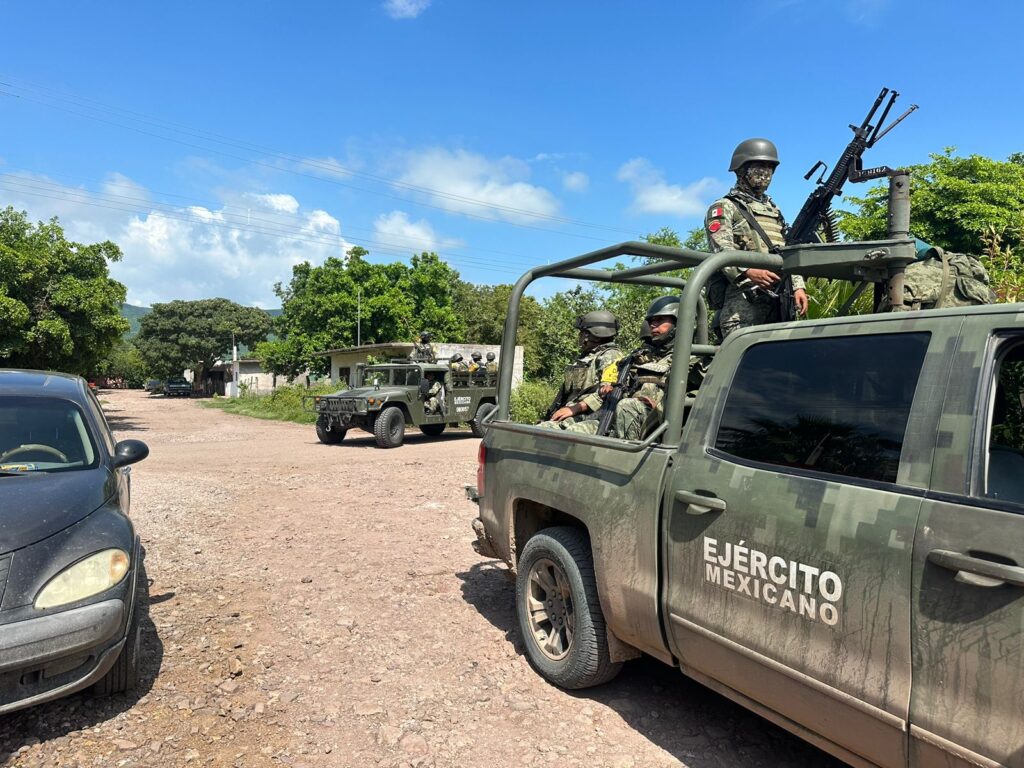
2, 0, 1021, 307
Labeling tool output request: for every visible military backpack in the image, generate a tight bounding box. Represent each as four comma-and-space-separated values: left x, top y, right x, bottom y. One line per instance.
882, 247, 996, 311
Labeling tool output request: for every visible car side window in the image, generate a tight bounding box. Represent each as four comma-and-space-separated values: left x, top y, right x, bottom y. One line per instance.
86, 390, 117, 455
984, 339, 1024, 504
714, 333, 931, 484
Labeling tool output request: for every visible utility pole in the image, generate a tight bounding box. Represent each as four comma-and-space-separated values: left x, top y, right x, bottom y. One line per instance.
357, 288, 362, 347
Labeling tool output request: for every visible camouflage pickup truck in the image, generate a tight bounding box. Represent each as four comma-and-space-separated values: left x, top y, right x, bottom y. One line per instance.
470, 232, 1024, 766
312, 361, 496, 448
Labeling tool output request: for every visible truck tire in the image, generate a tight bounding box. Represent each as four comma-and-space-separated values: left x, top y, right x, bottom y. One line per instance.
374, 407, 405, 448
93, 603, 141, 696
470, 402, 496, 438
419, 423, 445, 437
315, 416, 346, 445
515, 527, 622, 689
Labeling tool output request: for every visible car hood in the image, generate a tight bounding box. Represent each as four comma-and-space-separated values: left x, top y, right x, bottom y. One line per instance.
0, 468, 115, 553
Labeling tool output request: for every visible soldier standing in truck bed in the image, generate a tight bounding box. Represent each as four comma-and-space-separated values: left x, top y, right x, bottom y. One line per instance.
538, 310, 621, 428
412, 331, 436, 362
705, 138, 809, 339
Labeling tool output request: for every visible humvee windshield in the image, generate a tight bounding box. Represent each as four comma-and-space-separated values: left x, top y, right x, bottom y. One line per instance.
363, 367, 421, 386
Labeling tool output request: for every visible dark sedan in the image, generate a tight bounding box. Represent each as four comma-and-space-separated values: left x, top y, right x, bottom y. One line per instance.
0, 370, 149, 714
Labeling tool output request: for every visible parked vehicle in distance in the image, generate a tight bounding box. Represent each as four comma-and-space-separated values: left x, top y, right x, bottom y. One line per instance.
471, 239, 1024, 768
312, 361, 496, 448
0, 369, 150, 714
144, 379, 164, 394
163, 376, 192, 397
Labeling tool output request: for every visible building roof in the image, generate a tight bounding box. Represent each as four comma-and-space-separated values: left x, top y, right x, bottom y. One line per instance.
313, 342, 414, 357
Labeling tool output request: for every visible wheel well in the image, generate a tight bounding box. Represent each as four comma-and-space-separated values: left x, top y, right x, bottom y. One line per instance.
512, 499, 588, 568
380, 402, 410, 420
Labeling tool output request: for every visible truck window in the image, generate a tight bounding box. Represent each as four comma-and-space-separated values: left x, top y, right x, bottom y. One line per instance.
714, 333, 930, 483
985, 341, 1024, 504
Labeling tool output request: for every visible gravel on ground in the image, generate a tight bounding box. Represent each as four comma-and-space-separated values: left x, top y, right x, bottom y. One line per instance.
1, 390, 842, 768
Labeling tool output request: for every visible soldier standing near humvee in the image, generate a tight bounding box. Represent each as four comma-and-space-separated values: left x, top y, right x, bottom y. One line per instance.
421, 371, 443, 414
705, 138, 809, 339
538, 310, 621, 428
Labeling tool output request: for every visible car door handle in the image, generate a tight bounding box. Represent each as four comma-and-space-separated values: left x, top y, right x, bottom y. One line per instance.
928, 549, 1024, 588
675, 490, 727, 516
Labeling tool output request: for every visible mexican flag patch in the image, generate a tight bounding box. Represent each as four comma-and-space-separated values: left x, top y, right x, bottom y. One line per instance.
710, 206, 725, 219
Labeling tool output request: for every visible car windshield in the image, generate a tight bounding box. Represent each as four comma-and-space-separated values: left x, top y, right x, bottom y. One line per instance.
0, 396, 98, 473
363, 368, 393, 385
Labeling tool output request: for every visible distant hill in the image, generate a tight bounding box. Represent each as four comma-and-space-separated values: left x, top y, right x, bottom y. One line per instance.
119, 303, 281, 338
121, 304, 151, 336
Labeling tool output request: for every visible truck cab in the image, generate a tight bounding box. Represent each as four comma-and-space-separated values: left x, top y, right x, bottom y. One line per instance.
471, 237, 1024, 768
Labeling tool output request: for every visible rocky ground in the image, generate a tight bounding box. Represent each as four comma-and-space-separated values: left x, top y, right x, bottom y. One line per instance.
1, 390, 841, 768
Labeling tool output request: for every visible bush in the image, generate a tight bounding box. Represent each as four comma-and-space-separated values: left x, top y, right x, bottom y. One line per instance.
201, 382, 339, 424
510, 379, 558, 424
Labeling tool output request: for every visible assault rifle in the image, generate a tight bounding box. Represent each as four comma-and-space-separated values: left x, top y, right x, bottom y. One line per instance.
596, 352, 636, 437
769, 88, 917, 320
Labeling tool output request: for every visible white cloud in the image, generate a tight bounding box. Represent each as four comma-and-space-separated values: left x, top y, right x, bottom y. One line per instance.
373, 210, 462, 253
0, 172, 350, 307
617, 158, 724, 217
383, 0, 431, 19
562, 171, 589, 193
247, 192, 300, 214
397, 148, 561, 223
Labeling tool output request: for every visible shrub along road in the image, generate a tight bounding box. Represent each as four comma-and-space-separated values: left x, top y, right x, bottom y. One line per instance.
1, 391, 840, 767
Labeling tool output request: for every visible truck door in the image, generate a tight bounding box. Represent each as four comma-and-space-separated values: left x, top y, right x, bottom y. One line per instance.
663, 322, 951, 768
910, 321, 1024, 767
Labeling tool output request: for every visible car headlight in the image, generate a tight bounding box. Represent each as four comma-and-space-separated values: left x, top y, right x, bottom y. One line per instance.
34, 549, 130, 609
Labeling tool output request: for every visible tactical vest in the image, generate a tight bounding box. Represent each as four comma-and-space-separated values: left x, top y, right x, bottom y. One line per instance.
563, 343, 619, 403
727, 194, 786, 252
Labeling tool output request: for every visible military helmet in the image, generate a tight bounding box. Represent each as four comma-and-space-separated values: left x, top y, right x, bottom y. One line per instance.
486, 352, 496, 361
419, 331, 432, 342
575, 310, 619, 339
471, 351, 482, 361
645, 295, 680, 320
728, 138, 780, 172
450, 353, 463, 363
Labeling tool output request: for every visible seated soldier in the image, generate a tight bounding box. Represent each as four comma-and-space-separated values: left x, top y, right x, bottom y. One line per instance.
559, 296, 709, 440
449, 353, 469, 372
485, 351, 498, 374
422, 372, 444, 414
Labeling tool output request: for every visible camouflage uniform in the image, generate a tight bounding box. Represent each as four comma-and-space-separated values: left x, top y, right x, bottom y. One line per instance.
557, 345, 711, 440
412, 341, 436, 362
538, 341, 621, 428
705, 190, 806, 339
423, 379, 443, 414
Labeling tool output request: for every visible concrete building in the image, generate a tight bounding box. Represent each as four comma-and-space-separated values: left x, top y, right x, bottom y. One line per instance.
315, 342, 524, 388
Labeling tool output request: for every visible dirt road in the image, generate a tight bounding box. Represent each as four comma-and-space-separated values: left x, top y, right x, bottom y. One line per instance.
1, 391, 841, 767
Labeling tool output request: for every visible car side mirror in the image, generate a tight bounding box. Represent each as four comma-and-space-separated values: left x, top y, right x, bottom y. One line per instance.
112, 439, 149, 468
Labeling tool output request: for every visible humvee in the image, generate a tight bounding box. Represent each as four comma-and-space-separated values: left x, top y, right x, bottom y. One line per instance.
469, 173, 1024, 767
312, 360, 496, 448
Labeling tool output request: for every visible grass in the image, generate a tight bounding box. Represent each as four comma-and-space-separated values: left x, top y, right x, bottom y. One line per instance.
201, 382, 339, 425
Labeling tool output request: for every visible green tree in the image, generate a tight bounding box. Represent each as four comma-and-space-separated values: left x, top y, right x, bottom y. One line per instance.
838, 149, 1024, 252
455, 282, 545, 377
136, 298, 271, 379
95, 339, 148, 387
0, 207, 129, 372
263, 248, 464, 378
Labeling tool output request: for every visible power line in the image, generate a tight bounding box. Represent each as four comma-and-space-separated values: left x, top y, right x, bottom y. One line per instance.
0, 177, 525, 276
0, 76, 638, 240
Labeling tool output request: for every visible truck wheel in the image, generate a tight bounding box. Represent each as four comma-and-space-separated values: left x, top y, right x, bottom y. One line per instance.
515, 527, 622, 689
419, 423, 445, 437
471, 403, 496, 438
93, 603, 141, 696
374, 407, 405, 448
315, 416, 346, 444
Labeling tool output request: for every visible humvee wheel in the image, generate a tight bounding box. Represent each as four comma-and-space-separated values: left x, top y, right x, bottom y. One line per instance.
470, 402, 496, 438
515, 527, 622, 689
374, 407, 405, 448
419, 423, 445, 437
315, 416, 346, 444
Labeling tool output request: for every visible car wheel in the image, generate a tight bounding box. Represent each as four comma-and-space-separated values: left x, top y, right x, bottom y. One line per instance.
374, 407, 405, 448
316, 416, 346, 444
515, 527, 622, 689
93, 605, 140, 696
419, 423, 445, 437
471, 402, 496, 438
